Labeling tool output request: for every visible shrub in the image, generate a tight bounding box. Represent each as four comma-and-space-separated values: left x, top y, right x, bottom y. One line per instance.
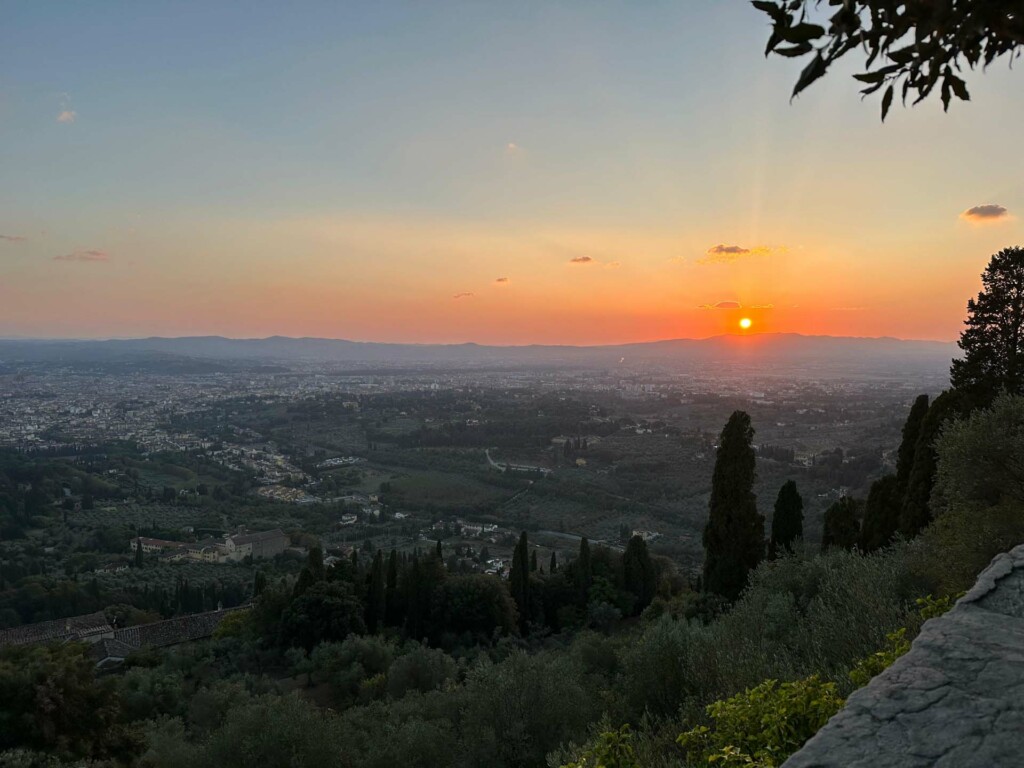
847, 628, 910, 688
676, 676, 844, 768
560, 725, 640, 768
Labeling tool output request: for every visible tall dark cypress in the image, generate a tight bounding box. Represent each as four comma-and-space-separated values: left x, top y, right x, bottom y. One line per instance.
574, 537, 592, 605
623, 535, 656, 613
703, 411, 764, 600
860, 474, 901, 552
366, 550, 386, 633
253, 570, 267, 597
896, 395, 930, 495
768, 480, 803, 559
549, 551, 558, 574
901, 390, 969, 537
821, 496, 862, 551
510, 531, 530, 632
384, 549, 399, 626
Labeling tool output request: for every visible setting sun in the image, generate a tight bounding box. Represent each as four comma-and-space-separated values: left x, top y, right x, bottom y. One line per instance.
739, 318, 753, 330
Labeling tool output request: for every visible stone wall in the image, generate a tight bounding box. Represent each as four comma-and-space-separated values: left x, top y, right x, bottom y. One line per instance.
784, 544, 1024, 767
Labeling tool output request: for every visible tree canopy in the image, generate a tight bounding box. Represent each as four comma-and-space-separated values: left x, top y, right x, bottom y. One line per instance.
821, 496, 862, 551
703, 411, 764, 600
755, 0, 1024, 119
769, 480, 804, 559
951, 246, 1024, 403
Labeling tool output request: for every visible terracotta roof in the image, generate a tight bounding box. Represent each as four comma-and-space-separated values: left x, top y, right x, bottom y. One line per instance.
112, 606, 248, 649
89, 637, 138, 665
0, 611, 112, 648
137, 537, 187, 549
230, 529, 286, 546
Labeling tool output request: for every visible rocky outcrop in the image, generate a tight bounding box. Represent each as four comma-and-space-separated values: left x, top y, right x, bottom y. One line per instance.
784, 544, 1024, 767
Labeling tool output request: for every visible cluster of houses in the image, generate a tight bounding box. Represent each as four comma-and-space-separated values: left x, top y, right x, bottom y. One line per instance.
130, 528, 289, 564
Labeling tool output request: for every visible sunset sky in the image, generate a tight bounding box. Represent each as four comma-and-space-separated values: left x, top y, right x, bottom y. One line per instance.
2, 2, 1022, 345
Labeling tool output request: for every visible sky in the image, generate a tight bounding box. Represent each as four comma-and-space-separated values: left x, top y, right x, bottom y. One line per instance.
2, 1, 1022, 345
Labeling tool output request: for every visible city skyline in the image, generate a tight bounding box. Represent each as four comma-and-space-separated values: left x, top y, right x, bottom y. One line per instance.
3, 2, 1022, 344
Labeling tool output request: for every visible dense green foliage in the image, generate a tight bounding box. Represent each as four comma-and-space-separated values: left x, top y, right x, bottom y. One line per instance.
676, 676, 844, 767
703, 412, 764, 600
0, 643, 136, 761
756, 0, 1023, 119
951, 247, 1024, 402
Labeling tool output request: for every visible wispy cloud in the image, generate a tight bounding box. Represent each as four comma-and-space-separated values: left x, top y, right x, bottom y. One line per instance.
505, 142, 523, 154
960, 204, 1010, 223
698, 244, 784, 265
0, 234, 27, 243
749, 304, 774, 309
53, 249, 109, 263
452, 292, 474, 300
697, 300, 742, 310
569, 255, 594, 265
495, 277, 510, 284
604, 261, 621, 269
56, 92, 76, 124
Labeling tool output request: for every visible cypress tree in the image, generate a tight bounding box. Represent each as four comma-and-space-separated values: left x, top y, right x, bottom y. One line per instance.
623, 535, 657, 613
896, 395, 930, 495
385, 549, 399, 626
253, 570, 267, 597
821, 497, 862, 551
574, 537, 592, 605
134, 537, 144, 568
366, 550, 386, 633
549, 551, 557, 574
860, 474, 901, 552
768, 480, 803, 559
900, 389, 969, 537
703, 411, 764, 600
307, 547, 325, 581
435, 539, 443, 560
509, 531, 530, 632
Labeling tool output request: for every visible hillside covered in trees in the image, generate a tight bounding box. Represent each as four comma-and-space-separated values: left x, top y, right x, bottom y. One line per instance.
3, 247, 1024, 767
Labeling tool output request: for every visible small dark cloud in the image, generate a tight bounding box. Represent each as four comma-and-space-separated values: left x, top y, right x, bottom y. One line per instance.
495, 277, 510, 284
698, 243, 783, 265
0, 234, 27, 243
698, 301, 742, 310
54, 249, 109, 263
452, 292, 474, 299
708, 244, 750, 256
569, 255, 594, 264
961, 204, 1009, 223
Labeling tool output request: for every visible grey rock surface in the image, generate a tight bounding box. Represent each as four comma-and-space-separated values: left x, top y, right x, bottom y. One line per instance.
784, 544, 1024, 768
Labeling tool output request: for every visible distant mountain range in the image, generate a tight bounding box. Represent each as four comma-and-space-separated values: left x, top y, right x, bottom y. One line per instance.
0, 334, 959, 376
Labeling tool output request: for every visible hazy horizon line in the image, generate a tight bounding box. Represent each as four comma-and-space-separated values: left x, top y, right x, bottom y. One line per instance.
0, 331, 960, 348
